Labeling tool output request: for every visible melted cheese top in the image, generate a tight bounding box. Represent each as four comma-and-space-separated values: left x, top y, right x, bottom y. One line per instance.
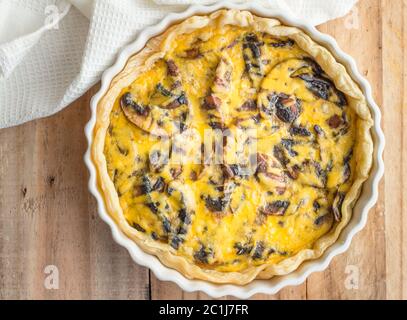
104, 24, 355, 272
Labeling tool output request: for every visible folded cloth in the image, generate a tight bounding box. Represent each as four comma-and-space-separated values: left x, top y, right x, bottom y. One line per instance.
0, 0, 358, 129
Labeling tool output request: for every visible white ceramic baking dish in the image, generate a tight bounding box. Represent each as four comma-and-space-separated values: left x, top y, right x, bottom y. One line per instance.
84, 0, 385, 299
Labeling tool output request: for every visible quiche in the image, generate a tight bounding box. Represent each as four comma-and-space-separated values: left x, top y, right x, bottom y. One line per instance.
92, 9, 373, 285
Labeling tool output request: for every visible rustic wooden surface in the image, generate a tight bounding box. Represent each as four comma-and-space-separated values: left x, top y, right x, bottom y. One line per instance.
0, 0, 405, 300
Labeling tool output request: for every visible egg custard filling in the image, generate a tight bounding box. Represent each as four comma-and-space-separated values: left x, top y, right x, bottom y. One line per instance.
95, 10, 373, 284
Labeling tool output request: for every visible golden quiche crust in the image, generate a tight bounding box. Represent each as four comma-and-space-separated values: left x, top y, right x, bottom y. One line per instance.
92, 9, 373, 285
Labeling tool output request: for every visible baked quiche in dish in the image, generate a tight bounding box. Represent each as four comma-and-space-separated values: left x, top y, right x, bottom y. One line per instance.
92, 9, 373, 285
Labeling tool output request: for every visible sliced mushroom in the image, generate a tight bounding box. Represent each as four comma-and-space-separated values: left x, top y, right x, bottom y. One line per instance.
149, 146, 169, 173
255, 153, 269, 174
166, 59, 179, 76
314, 212, 334, 227
131, 223, 146, 233
202, 53, 234, 124
213, 56, 232, 91
133, 174, 166, 197
194, 245, 213, 264
281, 138, 298, 157
183, 47, 202, 59
162, 181, 196, 249
147, 138, 198, 180
290, 58, 347, 107
273, 144, 290, 167
258, 58, 347, 109
203, 95, 222, 110
314, 124, 325, 136
259, 92, 302, 123
257, 59, 315, 103
343, 149, 353, 183
332, 192, 345, 221
242, 33, 265, 87
222, 164, 244, 179
198, 163, 247, 216
252, 241, 265, 260
204, 181, 237, 215
234, 242, 254, 256
257, 171, 286, 193
290, 125, 312, 137
255, 152, 287, 190
260, 200, 290, 216
239, 99, 257, 111
327, 114, 344, 129
292, 160, 328, 189
121, 59, 190, 137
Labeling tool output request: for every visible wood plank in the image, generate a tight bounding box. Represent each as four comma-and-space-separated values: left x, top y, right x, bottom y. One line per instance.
0, 96, 92, 299
381, 0, 407, 300
402, 0, 407, 300
150, 273, 217, 300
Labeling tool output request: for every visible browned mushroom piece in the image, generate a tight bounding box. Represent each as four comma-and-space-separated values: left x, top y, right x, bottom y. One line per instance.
255, 153, 269, 174
256, 164, 287, 193
239, 99, 257, 111
202, 54, 234, 124
203, 95, 222, 110
250, 152, 288, 194
257, 61, 307, 125
121, 92, 150, 116
289, 125, 312, 137
314, 212, 334, 227
259, 200, 290, 216
166, 59, 179, 76
183, 47, 202, 59
259, 92, 302, 123
327, 114, 344, 129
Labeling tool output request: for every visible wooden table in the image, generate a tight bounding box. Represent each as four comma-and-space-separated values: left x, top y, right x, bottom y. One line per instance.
0, 0, 405, 300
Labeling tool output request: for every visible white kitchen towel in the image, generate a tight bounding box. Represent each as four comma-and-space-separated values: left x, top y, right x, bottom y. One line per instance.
0, 0, 358, 129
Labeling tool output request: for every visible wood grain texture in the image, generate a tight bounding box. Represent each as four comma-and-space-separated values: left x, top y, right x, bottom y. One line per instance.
0, 0, 405, 300
381, 0, 407, 300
